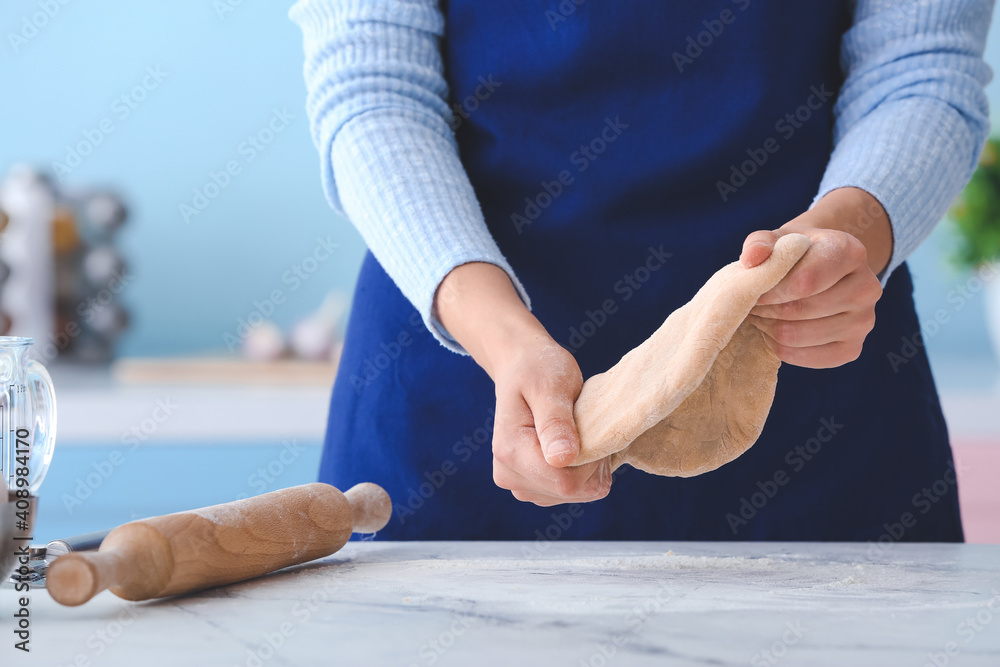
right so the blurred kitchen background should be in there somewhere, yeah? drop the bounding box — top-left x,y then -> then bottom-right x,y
1,1 -> 998,543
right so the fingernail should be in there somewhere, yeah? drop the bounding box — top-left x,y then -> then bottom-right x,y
545,439 -> 573,459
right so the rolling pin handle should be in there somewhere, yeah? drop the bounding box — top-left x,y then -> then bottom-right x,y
46,552 -> 114,607
343,483 -> 392,534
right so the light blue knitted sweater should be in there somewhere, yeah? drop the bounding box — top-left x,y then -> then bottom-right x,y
290,0 -> 993,354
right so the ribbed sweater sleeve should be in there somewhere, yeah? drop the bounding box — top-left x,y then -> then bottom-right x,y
289,0 -> 530,354
814,0 -> 993,281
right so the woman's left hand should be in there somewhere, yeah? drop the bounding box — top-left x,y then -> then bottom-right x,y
741,187 -> 891,369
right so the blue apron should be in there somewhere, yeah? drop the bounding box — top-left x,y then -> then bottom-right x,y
320,0 -> 964,542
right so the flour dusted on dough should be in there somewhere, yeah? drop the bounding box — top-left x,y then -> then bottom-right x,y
572,233 -> 811,476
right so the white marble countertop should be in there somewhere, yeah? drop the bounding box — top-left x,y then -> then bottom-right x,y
2,541 -> 999,666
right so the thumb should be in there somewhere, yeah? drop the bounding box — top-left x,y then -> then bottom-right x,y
529,393 -> 582,468
741,230 -> 780,268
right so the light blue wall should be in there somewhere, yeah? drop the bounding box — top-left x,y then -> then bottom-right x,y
1,0 -> 998,365
0,0 -> 367,356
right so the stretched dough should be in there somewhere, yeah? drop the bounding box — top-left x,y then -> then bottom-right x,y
572,233 -> 811,477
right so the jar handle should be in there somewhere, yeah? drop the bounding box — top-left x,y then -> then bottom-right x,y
26,359 -> 57,495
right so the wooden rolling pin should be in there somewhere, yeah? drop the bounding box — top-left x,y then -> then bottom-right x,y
47,482 -> 391,607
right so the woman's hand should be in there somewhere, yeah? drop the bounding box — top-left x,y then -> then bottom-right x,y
741,187 -> 890,369
490,334 -> 612,506
436,262 -> 612,506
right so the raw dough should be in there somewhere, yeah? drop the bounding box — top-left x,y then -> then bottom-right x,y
571,233 -> 811,477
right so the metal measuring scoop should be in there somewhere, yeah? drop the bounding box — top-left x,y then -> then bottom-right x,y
7,528 -> 110,588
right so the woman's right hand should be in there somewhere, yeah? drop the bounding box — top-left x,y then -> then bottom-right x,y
490,332 -> 612,506
435,262 -> 612,506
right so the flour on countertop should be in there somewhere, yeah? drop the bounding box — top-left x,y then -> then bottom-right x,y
392,553 -> 780,571
332,550 -> 991,615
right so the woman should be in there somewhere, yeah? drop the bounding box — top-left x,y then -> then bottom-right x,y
290,0 -> 992,541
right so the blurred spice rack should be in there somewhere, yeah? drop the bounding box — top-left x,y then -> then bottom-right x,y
111,358 -> 339,386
